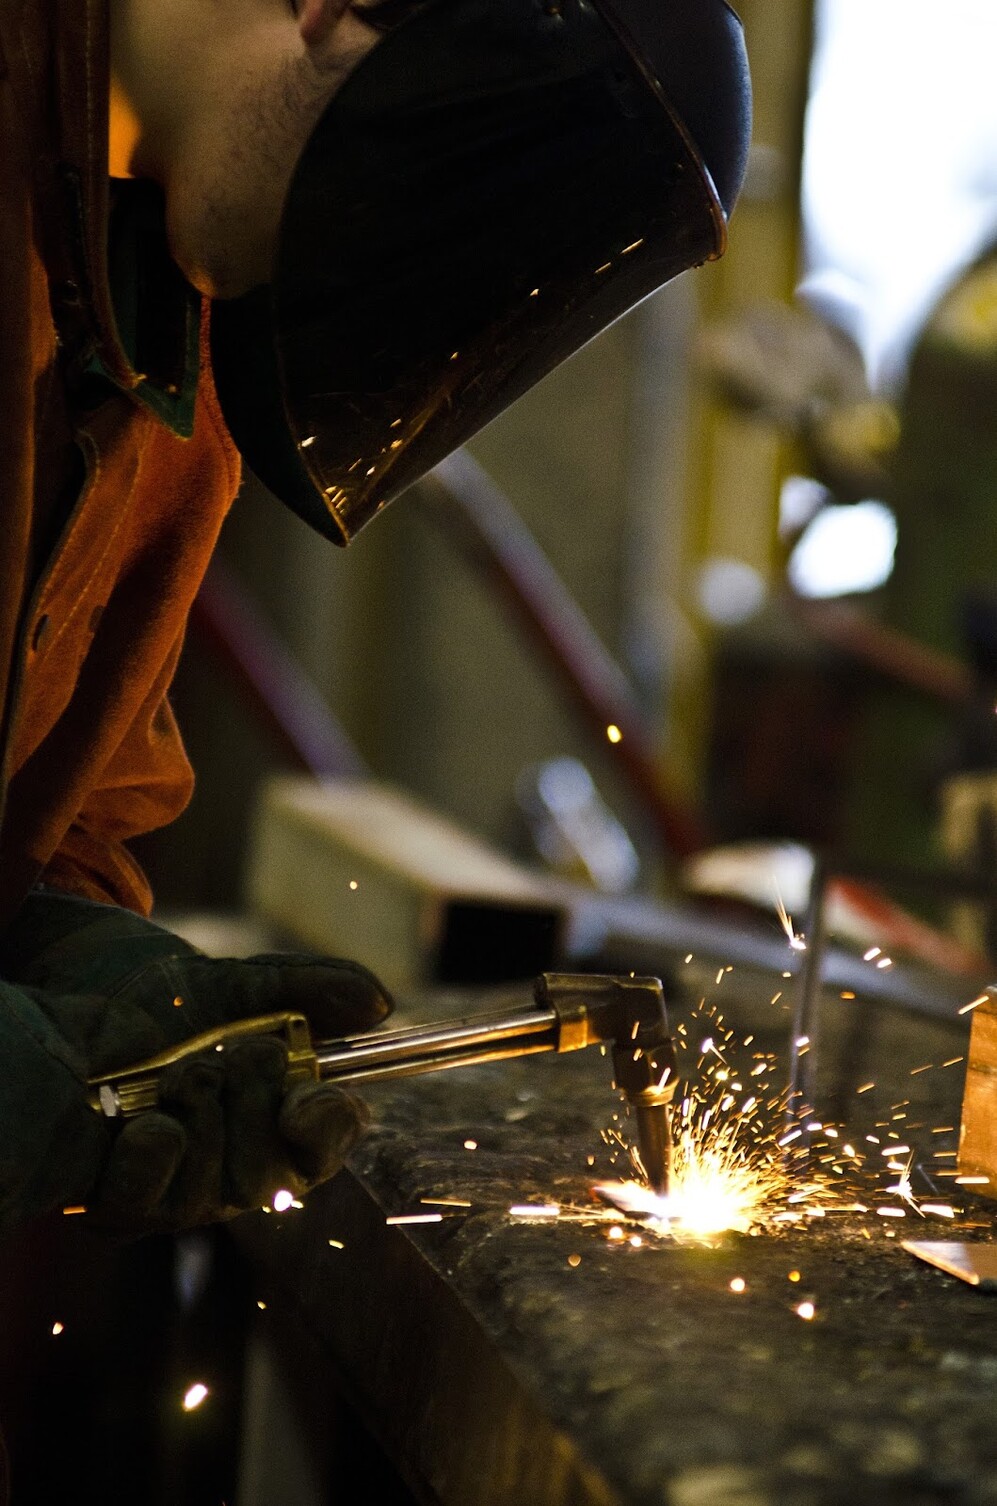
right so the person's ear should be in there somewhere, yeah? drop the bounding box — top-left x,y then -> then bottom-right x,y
297,0 -> 353,47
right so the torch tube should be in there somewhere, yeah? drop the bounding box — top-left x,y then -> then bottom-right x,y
314,1006 -> 560,1083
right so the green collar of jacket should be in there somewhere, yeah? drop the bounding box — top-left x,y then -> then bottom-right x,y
32,0 -> 203,440
83,180 -> 201,439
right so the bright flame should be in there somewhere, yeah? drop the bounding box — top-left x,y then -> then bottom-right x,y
595,1125 -> 794,1238
596,1069 -> 795,1235
665,1142 -> 786,1236
182,1383 -> 209,1412
657,1063 -> 800,1234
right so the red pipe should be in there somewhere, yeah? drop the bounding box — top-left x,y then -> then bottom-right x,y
788,595 -> 972,706
420,451 -> 707,860
190,560 -> 366,778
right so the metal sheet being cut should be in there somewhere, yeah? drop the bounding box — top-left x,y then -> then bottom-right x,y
903,1241 -> 997,1289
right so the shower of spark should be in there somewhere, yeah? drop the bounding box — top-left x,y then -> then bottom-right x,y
593,997 -> 814,1236
369,979 -> 982,1251
594,995 -> 974,1242
668,1126 -> 790,1235
598,1127 -> 805,1237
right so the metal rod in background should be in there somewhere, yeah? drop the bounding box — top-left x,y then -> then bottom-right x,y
786,854 -> 830,1140
418,450 -> 708,862
588,884 -> 987,1023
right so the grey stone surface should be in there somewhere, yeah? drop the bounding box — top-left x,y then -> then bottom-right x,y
237,980 -> 997,1505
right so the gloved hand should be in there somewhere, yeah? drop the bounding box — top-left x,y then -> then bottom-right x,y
0,889 -> 392,1234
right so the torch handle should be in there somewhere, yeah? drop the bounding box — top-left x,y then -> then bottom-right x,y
87,1011 -> 321,1119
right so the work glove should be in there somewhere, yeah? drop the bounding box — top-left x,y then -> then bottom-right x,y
0,889 -> 392,1235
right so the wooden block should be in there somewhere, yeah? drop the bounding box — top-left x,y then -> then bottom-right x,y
958,988 -> 997,1197
247,776 -> 569,992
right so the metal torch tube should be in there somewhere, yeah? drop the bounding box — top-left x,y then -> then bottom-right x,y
314,1006 -> 559,1081
633,1101 -> 673,1196
89,1006 -> 563,1120
89,974 -> 675,1190
314,1036 -> 560,1087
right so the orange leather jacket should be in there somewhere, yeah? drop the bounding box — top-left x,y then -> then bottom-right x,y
0,0 -> 241,922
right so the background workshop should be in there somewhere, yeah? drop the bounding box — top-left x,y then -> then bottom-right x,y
5,2 -> 997,1503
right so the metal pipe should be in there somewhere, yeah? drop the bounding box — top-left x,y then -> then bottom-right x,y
583,888 -> 985,1022
190,560 -> 366,778
786,853 -> 829,1139
788,594 -> 972,708
315,1007 -> 559,1079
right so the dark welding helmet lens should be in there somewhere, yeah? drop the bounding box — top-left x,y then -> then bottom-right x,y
211,0 -> 750,543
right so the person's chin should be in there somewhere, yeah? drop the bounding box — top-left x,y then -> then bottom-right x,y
166,250 -> 254,301
166,205 -> 270,299
196,265 -> 262,300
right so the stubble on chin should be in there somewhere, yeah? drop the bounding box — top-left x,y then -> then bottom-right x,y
166,34 -> 374,299
164,62 -> 298,297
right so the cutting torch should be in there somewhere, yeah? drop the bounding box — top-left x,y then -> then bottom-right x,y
88,972 -> 677,1194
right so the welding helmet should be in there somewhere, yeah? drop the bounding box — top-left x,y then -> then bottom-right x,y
210,0 -> 751,544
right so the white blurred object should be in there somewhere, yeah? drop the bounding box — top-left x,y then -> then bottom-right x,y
803,0 -> 997,388
787,500 -> 897,598
685,842 -> 816,917
696,556 -> 767,626
779,475 -> 831,538
516,756 -> 639,895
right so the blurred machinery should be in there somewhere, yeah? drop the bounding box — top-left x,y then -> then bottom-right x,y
515,756 -> 640,897
698,246 -> 997,904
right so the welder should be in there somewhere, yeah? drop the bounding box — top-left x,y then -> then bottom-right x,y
0,0 -> 750,1238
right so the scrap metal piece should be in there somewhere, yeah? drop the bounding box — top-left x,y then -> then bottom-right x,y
902,1241 -> 997,1289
